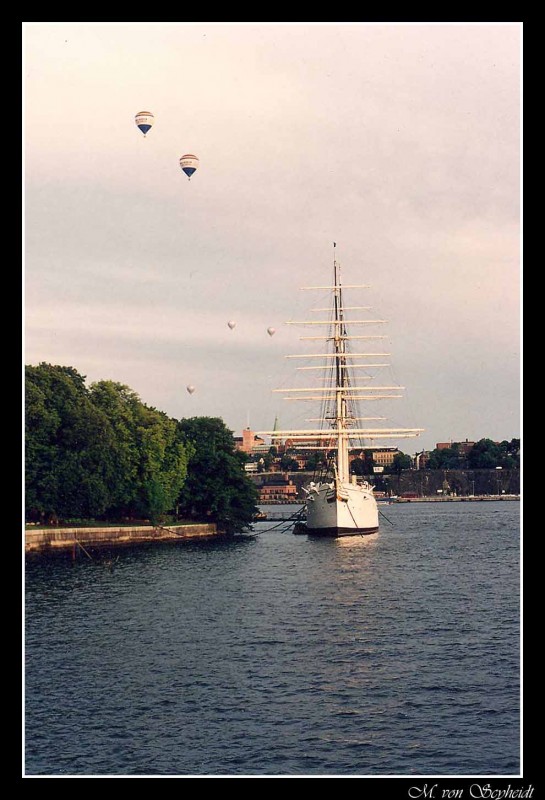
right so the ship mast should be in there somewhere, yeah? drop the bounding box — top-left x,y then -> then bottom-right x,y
333,245 -> 350,483
256,244 -> 424,460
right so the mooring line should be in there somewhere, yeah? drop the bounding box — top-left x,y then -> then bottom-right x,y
378,508 -> 395,526
73,534 -> 94,560
253,506 -> 307,535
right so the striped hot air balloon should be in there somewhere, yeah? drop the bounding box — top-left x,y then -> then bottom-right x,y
179,154 -> 199,180
135,111 -> 154,137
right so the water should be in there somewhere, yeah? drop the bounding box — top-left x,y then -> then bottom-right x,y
25,502 -> 520,776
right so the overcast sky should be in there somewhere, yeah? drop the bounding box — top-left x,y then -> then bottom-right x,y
24,22 -> 521,453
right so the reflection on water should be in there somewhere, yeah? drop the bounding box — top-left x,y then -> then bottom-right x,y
334,532 -> 379,549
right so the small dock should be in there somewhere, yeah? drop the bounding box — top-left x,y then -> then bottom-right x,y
25,522 -> 219,554
391,494 -> 520,503
254,511 -> 304,521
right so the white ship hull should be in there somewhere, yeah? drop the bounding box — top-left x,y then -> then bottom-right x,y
305,481 -> 379,537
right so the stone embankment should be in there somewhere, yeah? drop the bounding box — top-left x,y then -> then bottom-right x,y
25,523 -> 219,553
391,494 -> 519,503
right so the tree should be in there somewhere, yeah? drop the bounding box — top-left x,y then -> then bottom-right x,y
259,452 -> 275,472
25,372 -> 62,520
88,381 -> 141,516
467,439 -> 502,469
90,381 -> 192,521
132,404 -> 192,521
176,417 -> 259,534
390,453 -> 413,474
427,446 -> 463,470
350,457 -> 366,476
508,438 -> 520,459
306,452 -> 326,472
280,453 -> 299,471
498,439 -> 520,469
25,365 -> 193,523
350,450 -> 374,476
25,364 -> 117,521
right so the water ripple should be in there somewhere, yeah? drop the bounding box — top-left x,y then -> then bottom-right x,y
25,502 -> 520,776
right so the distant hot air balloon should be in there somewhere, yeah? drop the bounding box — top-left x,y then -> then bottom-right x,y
227,320 -> 236,330
186,385 -> 196,395
179,154 -> 199,180
135,111 -> 154,137
267,327 -> 276,337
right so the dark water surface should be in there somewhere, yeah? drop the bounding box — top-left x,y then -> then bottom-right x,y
25,502 -> 520,776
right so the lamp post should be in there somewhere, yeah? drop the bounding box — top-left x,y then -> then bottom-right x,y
495,466 -> 503,497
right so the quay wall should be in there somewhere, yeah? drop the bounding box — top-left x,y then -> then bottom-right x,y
25,523 -> 219,553
391,494 -> 519,503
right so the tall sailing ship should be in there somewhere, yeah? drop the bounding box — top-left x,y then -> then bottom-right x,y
259,245 -> 423,537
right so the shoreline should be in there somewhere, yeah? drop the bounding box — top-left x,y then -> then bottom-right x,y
258,494 -> 520,506
389,494 -> 520,503
25,522 -> 220,554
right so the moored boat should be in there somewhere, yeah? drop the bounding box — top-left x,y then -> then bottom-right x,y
258,244 -> 423,537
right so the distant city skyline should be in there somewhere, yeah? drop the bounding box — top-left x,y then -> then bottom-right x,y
24,22 -> 520,453
234,427 -> 519,454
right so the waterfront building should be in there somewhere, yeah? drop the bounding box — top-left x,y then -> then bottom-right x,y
258,474 -> 299,503
436,439 -> 476,455
371,448 -> 400,467
234,428 -> 267,454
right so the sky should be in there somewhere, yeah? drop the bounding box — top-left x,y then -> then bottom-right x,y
24,22 -> 521,453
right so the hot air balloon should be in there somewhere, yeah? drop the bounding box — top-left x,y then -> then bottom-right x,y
186,385 -> 195,395
227,320 -> 236,330
179,154 -> 199,180
267,327 -> 276,337
135,111 -> 154,137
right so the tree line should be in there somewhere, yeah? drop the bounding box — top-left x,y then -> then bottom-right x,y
25,363 -> 258,533
253,438 -> 520,477
425,439 -> 520,470
349,440 -> 519,475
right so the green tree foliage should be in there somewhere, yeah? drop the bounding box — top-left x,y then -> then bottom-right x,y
467,438 -> 503,469
176,417 -> 259,534
498,439 -> 520,469
258,451 -> 275,472
350,450 -> 374,476
426,438 -> 520,470
90,380 -> 192,521
428,446 -> 463,470
280,453 -> 299,471
25,364 -> 116,521
87,381 -> 141,515
25,365 -> 192,522
389,453 -> 413,474
349,457 -> 366,476
306,451 -> 327,472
